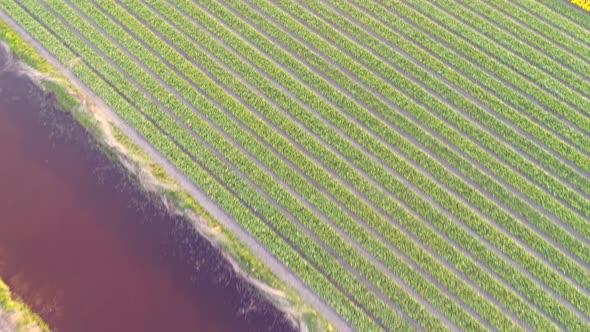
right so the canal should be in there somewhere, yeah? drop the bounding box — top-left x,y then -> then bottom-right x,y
0,51 -> 294,332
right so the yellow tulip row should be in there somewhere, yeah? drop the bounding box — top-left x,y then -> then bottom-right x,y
572,0 -> 590,11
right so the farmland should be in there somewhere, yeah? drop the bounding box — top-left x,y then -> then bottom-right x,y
0,0 -> 588,331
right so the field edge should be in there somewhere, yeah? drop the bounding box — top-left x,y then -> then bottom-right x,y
0,13 -> 336,332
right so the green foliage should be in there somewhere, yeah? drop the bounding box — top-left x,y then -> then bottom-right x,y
0,17 -> 52,72
3,0 -> 590,331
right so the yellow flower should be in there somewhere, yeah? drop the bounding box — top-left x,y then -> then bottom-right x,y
572,0 -> 590,11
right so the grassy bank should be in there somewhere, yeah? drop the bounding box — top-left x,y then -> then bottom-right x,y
572,0 -> 590,11
0,279 -> 50,332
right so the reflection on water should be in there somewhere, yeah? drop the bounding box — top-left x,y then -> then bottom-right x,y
0,54 -> 294,332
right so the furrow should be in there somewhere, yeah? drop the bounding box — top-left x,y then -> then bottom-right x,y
30,0 -> 410,329
153,1 -> 524,320
388,0 -> 590,145
5,0 -> 589,330
380,0 -> 587,231
208,0 -> 590,326
242,0 -> 590,223
454,0 -> 588,92
251,0 -> 590,298
340,0 -> 590,239
35,3 -> 345,318
399,0 -> 590,170
260,0 -> 590,294
390,0 -> 590,131
200,1 -> 590,304
536,0 -> 590,29
256,0 -> 590,324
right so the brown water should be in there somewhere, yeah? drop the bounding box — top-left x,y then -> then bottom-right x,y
0,54 -> 294,332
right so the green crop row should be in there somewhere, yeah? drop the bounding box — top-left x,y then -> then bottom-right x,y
322,0 -> 590,271
97,0 -> 583,329
0,2 -> 380,330
242,0 -> 590,256
290,0 -> 588,182
514,0 -> 590,47
184,0 -> 585,322
454,0 -> 590,126
82,0 -> 514,329
308,0 -> 590,222
459,0 -> 590,88
412,1 -> 590,122
168,0 -> 589,328
101,0 -> 529,329
0,1 -> 385,331
43,0 -> 436,330
338,0 -> 590,243
121,0 -> 590,326
372,0 -> 590,219
415,0 -> 590,119
202,0 -> 590,296
392,0 -> 590,170
227,0 -> 590,318
352,0 -> 590,199
153,0 -> 567,329
56,0 -> 562,330
372,0 -> 590,147
298,0 -> 590,273
519,0 -> 590,42
6,0 -> 590,329
149,0 -> 506,323
67,0 -> 454,329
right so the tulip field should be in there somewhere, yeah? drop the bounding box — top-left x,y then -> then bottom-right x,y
1,0 -> 588,330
